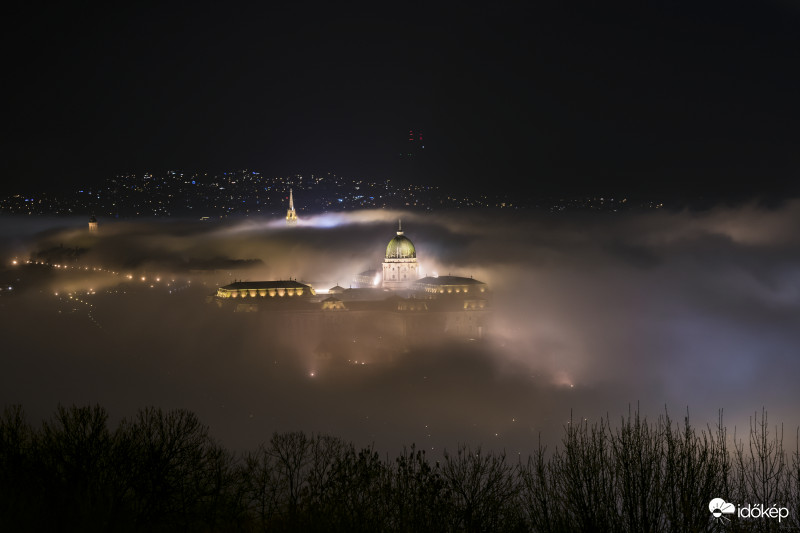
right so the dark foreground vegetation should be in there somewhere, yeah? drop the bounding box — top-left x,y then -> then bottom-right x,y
1,405 -> 798,532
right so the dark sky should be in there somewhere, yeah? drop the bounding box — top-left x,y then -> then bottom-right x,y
4,2 -> 800,200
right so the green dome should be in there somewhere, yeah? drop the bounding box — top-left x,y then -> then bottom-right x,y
386,233 -> 416,259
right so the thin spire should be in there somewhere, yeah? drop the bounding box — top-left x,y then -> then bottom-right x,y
286,188 -> 298,224
397,219 -> 403,235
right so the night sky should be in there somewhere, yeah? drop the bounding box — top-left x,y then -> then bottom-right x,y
4,2 -> 800,200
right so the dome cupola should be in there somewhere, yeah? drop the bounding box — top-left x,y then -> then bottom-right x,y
385,220 -> 416,259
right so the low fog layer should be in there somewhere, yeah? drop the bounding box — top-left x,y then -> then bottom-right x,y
1,204 -> 799,455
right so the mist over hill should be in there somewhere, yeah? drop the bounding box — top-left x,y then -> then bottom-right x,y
1,204 -> 800,455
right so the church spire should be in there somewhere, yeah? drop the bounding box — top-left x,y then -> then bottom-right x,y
397,219 -> 403,235
286,188 -> 298,225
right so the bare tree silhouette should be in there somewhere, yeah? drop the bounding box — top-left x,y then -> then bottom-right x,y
1,404 -> 798,532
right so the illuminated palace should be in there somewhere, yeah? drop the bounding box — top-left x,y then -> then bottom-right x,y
382,221 -> 418,289
216,280 -> 314,299
213,223 -> 490,359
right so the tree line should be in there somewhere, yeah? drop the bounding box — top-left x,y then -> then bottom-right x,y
1,404 -> 798,532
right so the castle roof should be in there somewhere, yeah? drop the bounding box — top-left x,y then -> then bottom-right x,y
220,280 -> 311,291
414,276 -> 485,286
